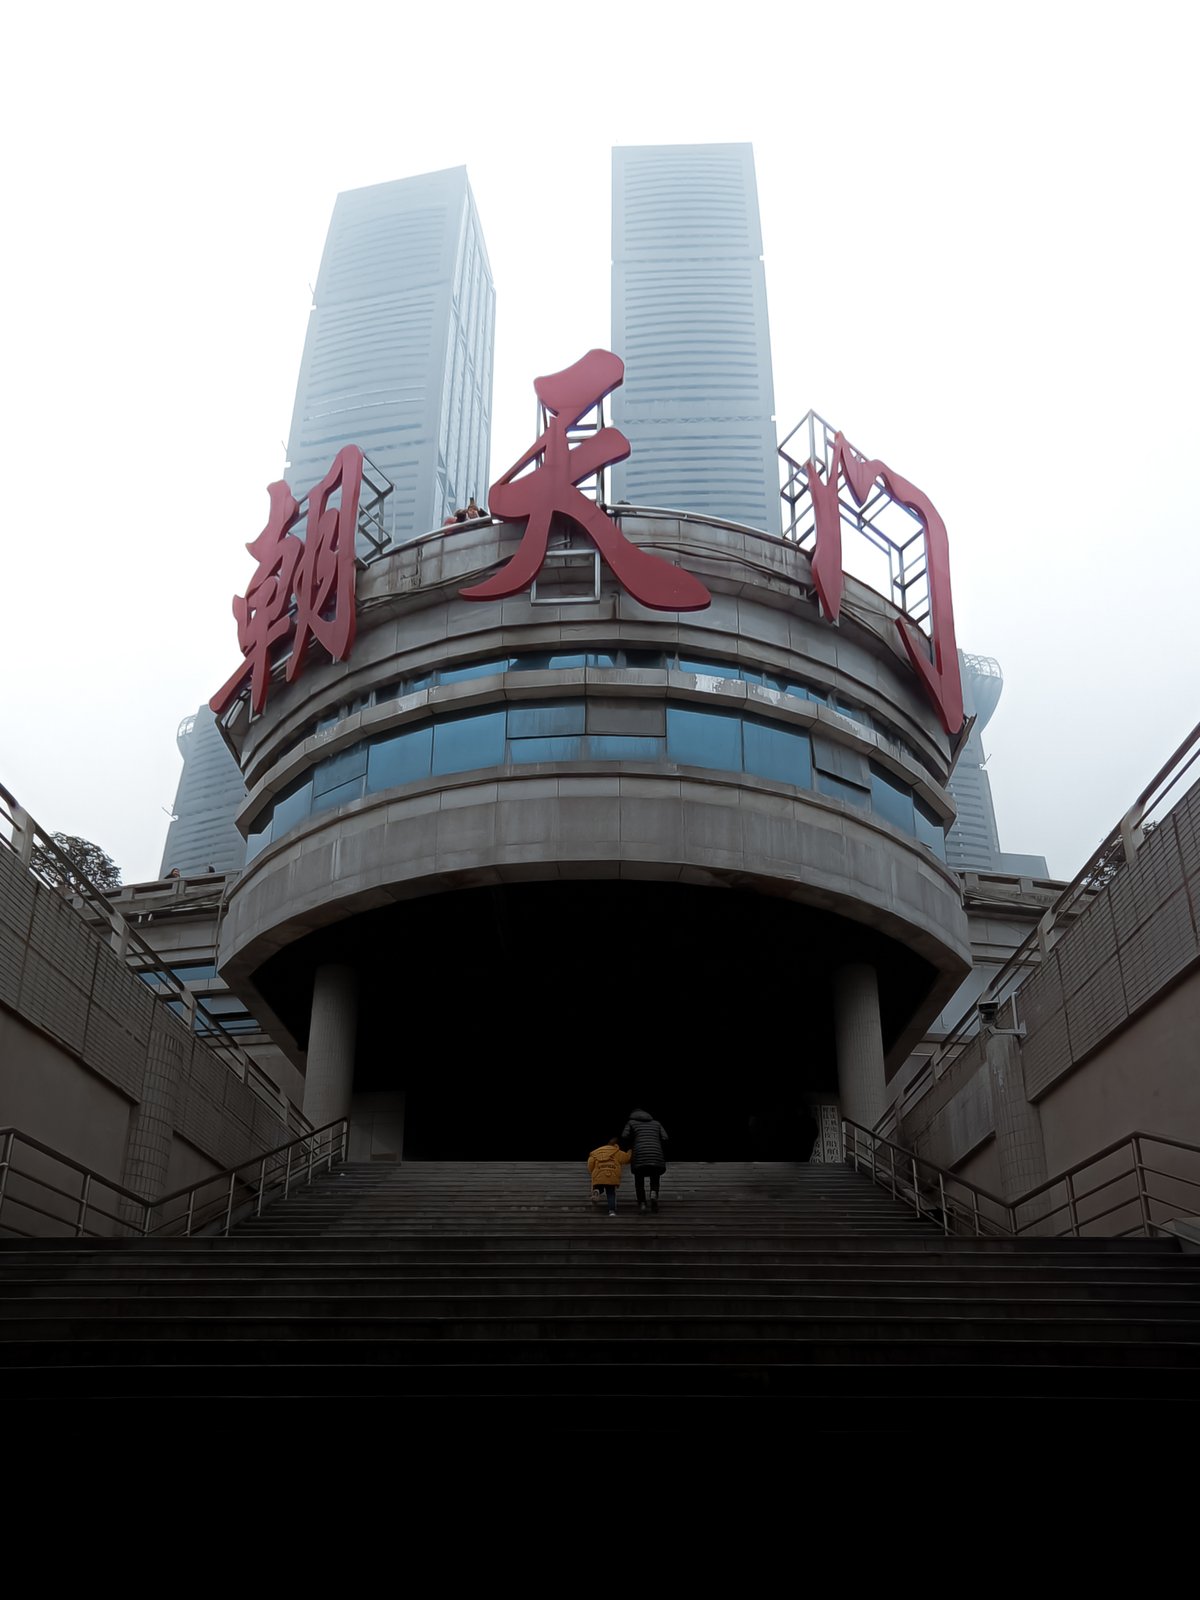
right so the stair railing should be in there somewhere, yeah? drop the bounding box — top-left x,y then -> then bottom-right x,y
0,1120 -> 349,1242
1006,1131 -> 1200,1240
842,1120 -> 1200,1240
841,1119 -> 1013,1235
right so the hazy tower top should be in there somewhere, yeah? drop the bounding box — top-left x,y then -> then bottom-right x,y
610,143 -> 779,533
286,168 -> 495,543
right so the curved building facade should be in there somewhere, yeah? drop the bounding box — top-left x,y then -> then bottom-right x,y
216,510 -> 971,1159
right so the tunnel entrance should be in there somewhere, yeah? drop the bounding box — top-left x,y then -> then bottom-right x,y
400,1073 -> 821,1162
252,878 -> 937,1159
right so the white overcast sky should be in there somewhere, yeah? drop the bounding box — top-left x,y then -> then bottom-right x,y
1,0 -> 1196,883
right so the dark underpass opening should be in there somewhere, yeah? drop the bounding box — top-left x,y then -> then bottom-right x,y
253,878 -> 937,1161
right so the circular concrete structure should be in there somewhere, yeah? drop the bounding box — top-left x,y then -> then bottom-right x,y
217,510 -> 970,1157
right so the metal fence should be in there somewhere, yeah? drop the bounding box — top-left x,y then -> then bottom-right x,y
0,1122 -> 348,1241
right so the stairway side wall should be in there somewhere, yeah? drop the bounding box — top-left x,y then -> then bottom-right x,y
0,847 -> 301,1231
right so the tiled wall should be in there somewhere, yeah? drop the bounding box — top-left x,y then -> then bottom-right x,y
0,846 -> 294,1193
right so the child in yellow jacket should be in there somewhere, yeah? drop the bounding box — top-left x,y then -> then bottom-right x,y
588,1137 -> 632,1217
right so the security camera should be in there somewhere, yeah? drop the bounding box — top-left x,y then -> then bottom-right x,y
978,1000 -> 1000,1025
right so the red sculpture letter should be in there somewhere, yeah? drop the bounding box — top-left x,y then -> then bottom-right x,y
806,435 -> 963,736
461,349 -> 711,612
210,480 -> 304,717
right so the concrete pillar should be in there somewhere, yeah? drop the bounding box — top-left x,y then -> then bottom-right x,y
834,963 -> 886,1131
304,964 -> 358,1128
985,1028 -> 1049,1220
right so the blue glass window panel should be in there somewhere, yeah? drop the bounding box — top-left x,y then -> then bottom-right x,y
169,962 -> 218,983
273,779 -> 314,838
439,658 -> 511,684
666,708 -> 743,772
513,651 -> 553,671
740,669 -> 764,686
510,735 -> 583,763
367,726 -> 433,791
759,673 -> 790,693
915,796 -> 947,859
587,735 -> 662,760
587,651 -> 617,669
213,1016 -> 259,1035
433,711 -> 506,775
245,811 -> 273,862
315,712 -> 339,734
871,763 -> 916,834
546,653 -> 586,669
743,719 -> 812,788
405,673 -> 435,693
311,775 -> 366,815
312,743 -> 368,797
817,772 -> 869,808
622,649 -> 665,670
678,657 -> 737,679
508,703 -> 586,739
784,682 -> 812,702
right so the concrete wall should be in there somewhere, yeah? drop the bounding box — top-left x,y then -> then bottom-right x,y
897,775 -> 1200,1219
0,843 -> 303,1229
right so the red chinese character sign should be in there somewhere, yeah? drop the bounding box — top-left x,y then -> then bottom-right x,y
460,349 -> 712,612
211,446 -> 364,717
800,430 -> 963,737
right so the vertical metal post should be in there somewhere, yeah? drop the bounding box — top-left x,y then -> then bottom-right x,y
341,1119 -> 349,1164
185,1187 -> 195,1238
142,1201 -> 152,1238
0,1129 -> 14,1231
76,1173 -> 92,1237
256,1158 -> 267,1217
911,1157 -> 919,1220
284,1144 -> 293,1200
938,1173 -> 948,1235
1066,1172 -> 1080,1237
224,1169 -> 236,1236
1133,1137 -> 1152,1236
972,1189 -> 980,1237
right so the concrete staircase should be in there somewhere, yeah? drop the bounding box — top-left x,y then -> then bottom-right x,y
3,1160 -> 1199,1424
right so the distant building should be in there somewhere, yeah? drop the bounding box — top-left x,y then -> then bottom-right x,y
286,167 -> 495,542
610,143 -> 780,533
946,652 -> 1048,876
159,707 -> 246,877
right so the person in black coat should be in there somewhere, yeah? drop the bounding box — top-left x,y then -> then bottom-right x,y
622,1108 -> 669,1213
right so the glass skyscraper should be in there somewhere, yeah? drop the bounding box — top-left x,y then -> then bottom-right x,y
159,707 -> 247,877
610,143 -> 780,534
946,653 -> 1049,877
286,167 -> 495,541
160,169 -> 495,882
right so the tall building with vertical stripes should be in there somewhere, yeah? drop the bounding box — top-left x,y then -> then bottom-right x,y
610,144 -> 780,533
159,706 -> 247,877
286,168 -> 495,542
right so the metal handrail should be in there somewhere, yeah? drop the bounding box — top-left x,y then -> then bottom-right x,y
841,1118 -> 1013,1236
0,778 -> 306,1135
843,1118 -> 1200,1240
0,1120 -> 349,1241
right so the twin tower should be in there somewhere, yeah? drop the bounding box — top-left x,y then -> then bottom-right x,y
288,144 -> 780,544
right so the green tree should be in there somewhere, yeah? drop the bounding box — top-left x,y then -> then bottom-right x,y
34,832 -> 123,895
